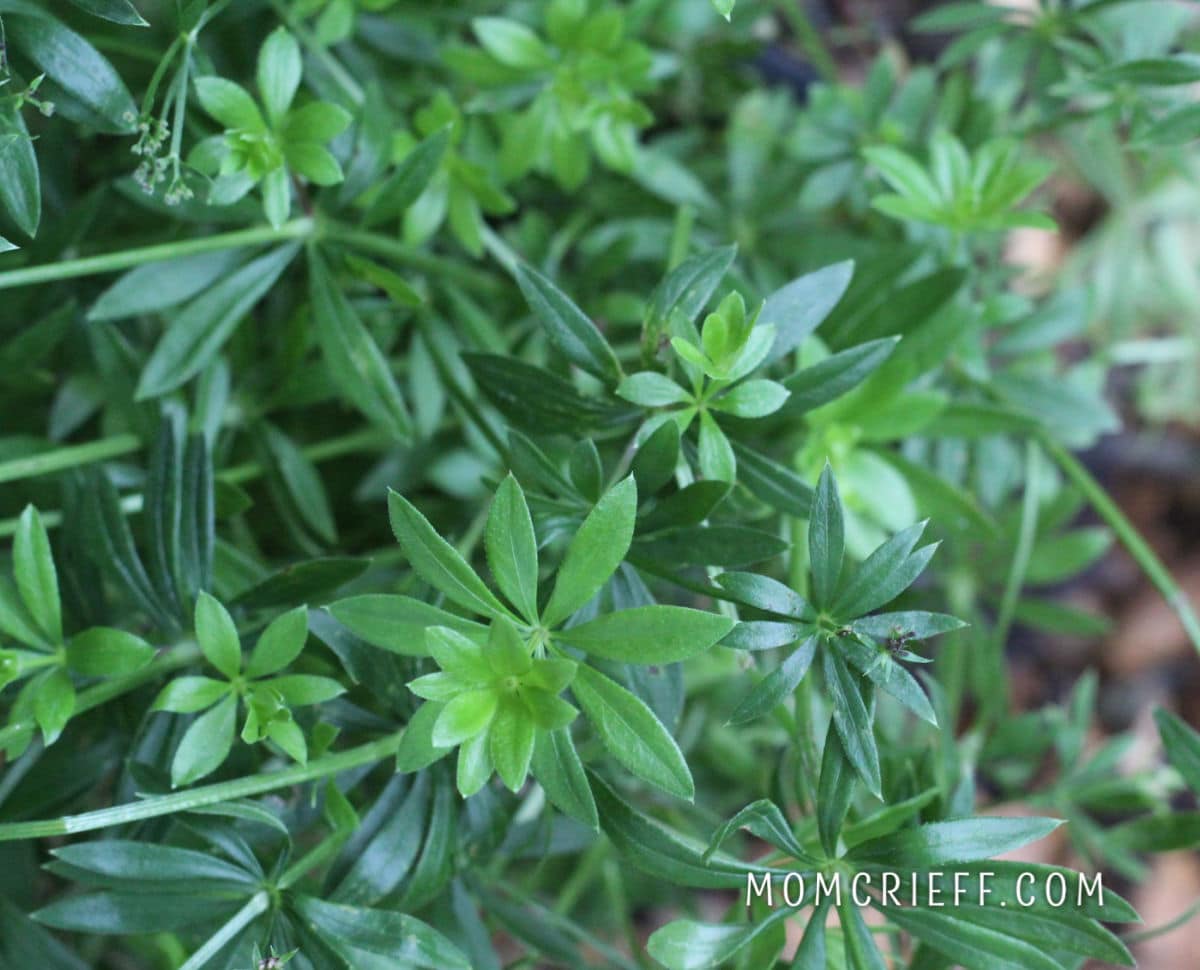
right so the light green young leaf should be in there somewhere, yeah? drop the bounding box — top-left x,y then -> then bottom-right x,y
34,667 -> 75,745
195,591 -> 242,680
246,606 -> 309,679
257,28 -> 302,124
171,692 -> 237,787
65,628 -> 155,677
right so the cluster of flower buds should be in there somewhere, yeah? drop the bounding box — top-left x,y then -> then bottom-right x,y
127,112 -> 194,205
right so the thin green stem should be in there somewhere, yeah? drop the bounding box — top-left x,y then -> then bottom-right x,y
278,830 -> 350,890
0,642 -> 201,750
178,891 -> 270,970
986,440 -> 1041,723
1124,895 -> 1200,944
0,434 -> 141,485
0,730 -> 404,842
0,428 -> 389,537
1040,434 -> 1200,656
0,219 -> 315,291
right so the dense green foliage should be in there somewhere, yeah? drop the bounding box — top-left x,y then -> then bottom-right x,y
1,1 -> 1199,968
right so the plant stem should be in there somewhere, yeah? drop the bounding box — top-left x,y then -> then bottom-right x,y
0,434 -> 142,485
986,440 -> 1041,723
0,730 -> 404,842
0,641 -> 201,750
0,219 -> 315,291
178,892 -> 270,970
0,428 -> 389,537
1040,434 -> 1200,656
278,830 -> 350,890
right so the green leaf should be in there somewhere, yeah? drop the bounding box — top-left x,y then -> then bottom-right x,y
542,476 -> 637,627
531,727 -> 598,829
697,411 -> 736,482
245,607 -> 309,679
259,423 -> 337,545
0,111 -> 40,237
285,142 -> 344,185
631,419 -> 681,496
808,464 -> 844,608
833,521 -> 928,618
728,635 -> 817,724
283,101 -> 353,144
822,646 -> 881,797
617,372 -> 691,407
3,9 -> 137,133
65,628 -> 154,677
65,0 -> 146,23
489,698 -> 535,791
849,816 -> 1063,867
137,245 -> 297,398
779,338 -> 898,415
395,702 -> 452,773
515,263 -> 622,386
257,27 -> 302,124
327,594 -> 484,655
433,689 -> 498,747
485,475 -> 539,623
716,571 -> 808,618
51,841 -> 255,886
817,722 -> 855,856
292,894 -> 471,969
194,77 -> 265,132
572,664 -> 693,800
591,774 -> 768,889
558,606 -> 732,664
839,896 -> 888,970
1100,56 -> 1200,87
263,673 -> 345,706
388,491 -> 509,619
370,128 -> 450,221
171,692 -> 237,787
1156,707 -> 1200,796
33,667 -> 75,745
308,248 -> 412,438
648,910 -> 792,970
703,799 -> 813,864
88,249 -> 244,322
882,905 -> 1064,970
762,261 -> 855,363
473,17 -> 552,69
712,0 -> 735,18
14,505 -> 61,643
730,442 -> 814,518
152,676 -> 230,713
711,380 -> 789,418
194,592 -> 241,680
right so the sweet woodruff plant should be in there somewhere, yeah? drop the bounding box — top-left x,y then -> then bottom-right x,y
1,1 -> 1199,969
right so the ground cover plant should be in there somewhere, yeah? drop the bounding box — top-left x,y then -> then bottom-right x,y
1,0 -> 1199,967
